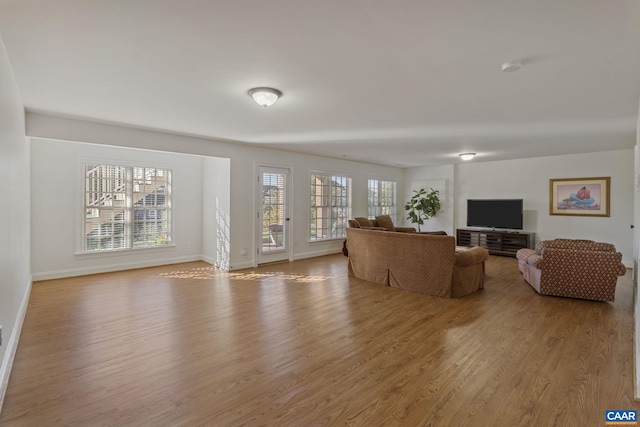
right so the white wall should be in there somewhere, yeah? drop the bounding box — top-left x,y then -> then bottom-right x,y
0,36 -> 30,412
453,149 -> 634,265
30,139 -> 207,280
26,113 -> 405,270
202,156 -> 231,269
26,114 -> 636,270
634,106 -> 640,399
403,165 -> 455,234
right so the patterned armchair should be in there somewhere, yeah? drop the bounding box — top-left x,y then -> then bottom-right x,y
516,239 -> 626,302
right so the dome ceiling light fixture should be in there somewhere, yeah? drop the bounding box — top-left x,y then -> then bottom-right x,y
501,61 -> 522,72
248,87 -> 282,107
459,153 -> 476,161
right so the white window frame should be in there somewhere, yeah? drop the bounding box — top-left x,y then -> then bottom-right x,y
367,178 -> 397,222
309,171 -> 352,242
80,161 -> 173,254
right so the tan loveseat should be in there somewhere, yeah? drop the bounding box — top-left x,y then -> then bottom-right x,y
346,227 -> 489,298
516,239 -> 626,302
349,215 -> 418,232
348,215 -> 447,235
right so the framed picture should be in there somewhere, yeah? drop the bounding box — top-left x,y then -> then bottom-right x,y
549,177 -> 610,217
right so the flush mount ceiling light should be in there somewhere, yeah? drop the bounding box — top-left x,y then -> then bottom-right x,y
501,61 -> 522,72
459,153 -> 476,161
248,87 -> 282,107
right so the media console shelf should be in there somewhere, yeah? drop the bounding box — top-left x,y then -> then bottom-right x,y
456,229 -> 535,257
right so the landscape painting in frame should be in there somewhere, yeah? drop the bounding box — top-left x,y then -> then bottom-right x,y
549,177 -> 610,217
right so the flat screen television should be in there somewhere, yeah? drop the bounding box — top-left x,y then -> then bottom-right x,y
466,199 -> 523,230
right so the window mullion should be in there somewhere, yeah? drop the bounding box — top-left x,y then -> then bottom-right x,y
309,172 -> 350,241
126,166 -> 133,249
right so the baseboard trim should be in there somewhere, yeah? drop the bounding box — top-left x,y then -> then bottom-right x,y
229,260 -> 255,270
32,256 -> 203,281
229,249 -> 343,270
293,249 -> 342,261
201,255 -> 216,266
0,276 -> 32,414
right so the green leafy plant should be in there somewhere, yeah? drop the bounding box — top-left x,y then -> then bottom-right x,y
404,188 -> 441,231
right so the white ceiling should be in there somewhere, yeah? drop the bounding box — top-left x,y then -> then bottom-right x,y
0,0 -> 639,167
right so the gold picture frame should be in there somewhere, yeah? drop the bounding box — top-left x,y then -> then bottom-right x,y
549,177 -> 610,217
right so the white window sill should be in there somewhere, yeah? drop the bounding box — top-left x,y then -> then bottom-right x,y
308,237 -> 346,244
75,244 -> 177,259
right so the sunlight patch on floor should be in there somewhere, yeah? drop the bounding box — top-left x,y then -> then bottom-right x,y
156,265 -> 333,283
157,266 -> 217,280
227,271 -> 333,283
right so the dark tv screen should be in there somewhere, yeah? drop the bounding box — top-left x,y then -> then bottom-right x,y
466,199 -> 523,230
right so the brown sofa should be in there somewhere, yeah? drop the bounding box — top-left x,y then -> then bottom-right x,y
349,215 -> 447,235
346,227 -> 489,298
516,239 -> 626,302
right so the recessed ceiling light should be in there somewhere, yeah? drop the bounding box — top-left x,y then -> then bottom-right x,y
459,153 -> 476,161
501,61 -> 522,72
248,87 -> 282,107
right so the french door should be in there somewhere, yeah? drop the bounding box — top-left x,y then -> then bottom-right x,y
257,166 -> 291,264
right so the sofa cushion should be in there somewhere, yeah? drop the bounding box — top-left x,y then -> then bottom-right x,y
590,242 -> 617,252
538,239 -> 615,255
355,217 -> 374,228
537,239 -> 591,253
348,219 -> 360,228
395,226 -> 417,233
375,215 -> 396,232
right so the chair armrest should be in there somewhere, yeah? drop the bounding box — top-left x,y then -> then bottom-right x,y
516,248 -> 535,259
526,254 -> 543,268
615,253 -> 627,276
454,246 -> 489,267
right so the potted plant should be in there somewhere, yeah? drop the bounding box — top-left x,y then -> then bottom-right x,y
404,188 -> 441,231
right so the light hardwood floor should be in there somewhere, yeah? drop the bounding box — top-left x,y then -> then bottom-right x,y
1,255 -> 638,426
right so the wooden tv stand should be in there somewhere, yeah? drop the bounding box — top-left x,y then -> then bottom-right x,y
456,229 -> 534,257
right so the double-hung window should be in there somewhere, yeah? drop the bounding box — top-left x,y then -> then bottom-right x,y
368,179 -> 396,221
309,172 -> 351,241
83,163 -> 172,252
